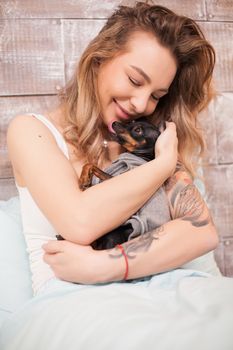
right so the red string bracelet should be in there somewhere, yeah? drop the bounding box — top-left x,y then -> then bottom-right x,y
117,244 -> 129,280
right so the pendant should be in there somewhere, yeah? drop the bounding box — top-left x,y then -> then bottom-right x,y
102,140 -> 108,148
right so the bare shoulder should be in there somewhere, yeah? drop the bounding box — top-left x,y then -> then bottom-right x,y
8,114 -> 40,131
7,115 -> 71,182
7,114 -> 56,145
7,114 -> 61,165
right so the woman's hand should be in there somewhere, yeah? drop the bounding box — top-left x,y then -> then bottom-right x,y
42,240 -> 107,284
155,121 -> 178,173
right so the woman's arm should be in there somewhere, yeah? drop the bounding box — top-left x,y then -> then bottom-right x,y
107,169 -> 219,281
43,169 -> 219,283
7,115 -> 177,245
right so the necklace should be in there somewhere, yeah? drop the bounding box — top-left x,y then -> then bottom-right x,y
102,139 -> 108,148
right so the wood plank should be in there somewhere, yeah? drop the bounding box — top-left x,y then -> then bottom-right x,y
223,237 -> 233,277
150,0 -> 206,20
206,0 -> 233,22
203,164 -> 233,238
214,237 -> 233,277
0,0 -> 206,20
0,178 -> 17,200
198,97 -> 218,165
199,93 -> 233,165
214,93 -> 233,164
200,22 -> 233,92
0,95 -> 59,178
63,20 -> 106,80
0,151 -> 13,178
0,19 -> 64,95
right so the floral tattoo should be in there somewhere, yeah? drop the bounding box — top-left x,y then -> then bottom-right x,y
167,172 -> 211,227
109,225 -> 165,259
109,170 -> 213,260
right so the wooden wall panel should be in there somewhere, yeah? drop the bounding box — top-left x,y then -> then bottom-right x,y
215,93 -> 233,164
0,178 -> 17,200
214,237 -> 233,277
0,0 -> 206,20
198,98 -> 218,165
201,22 -> 233,92
199,93 -> 233,165
63,20 -> 105,81
150,0 -> 206,20
0,19 -> 64,95
203,164 -> 233,238
206,0 -> 233,22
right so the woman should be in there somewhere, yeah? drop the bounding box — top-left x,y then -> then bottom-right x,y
7,2 -> 218,294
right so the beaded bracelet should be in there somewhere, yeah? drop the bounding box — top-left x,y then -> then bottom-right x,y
117,244 -> 129,280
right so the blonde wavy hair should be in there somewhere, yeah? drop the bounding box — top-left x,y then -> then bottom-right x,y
58,1 -> 215,177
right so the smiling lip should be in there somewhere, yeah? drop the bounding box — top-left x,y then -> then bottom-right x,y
113,99 -> 134,120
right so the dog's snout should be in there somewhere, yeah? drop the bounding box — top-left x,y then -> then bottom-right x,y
112,121 -> 126,133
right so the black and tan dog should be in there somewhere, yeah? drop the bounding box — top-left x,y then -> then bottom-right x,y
57,118 -> 161,250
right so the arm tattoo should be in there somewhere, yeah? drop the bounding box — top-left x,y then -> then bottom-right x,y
108,170 -> 212,261
170,181 -> 210,227
109,226 -> 165,260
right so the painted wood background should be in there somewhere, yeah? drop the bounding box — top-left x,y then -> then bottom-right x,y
0,0 -> 233,276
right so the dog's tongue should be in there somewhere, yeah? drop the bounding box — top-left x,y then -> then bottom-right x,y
108,120 -> 116,133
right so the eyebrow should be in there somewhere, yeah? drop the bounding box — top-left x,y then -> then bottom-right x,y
130,65 -> 168,93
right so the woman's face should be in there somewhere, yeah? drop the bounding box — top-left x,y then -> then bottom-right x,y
97,31 -> 177,132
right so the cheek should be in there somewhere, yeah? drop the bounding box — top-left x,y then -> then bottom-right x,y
145,100 -> 158,116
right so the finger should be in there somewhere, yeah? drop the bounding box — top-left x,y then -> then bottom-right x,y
42,240 -> 64,254
43,252 -> 55,265
165,121 -> 176,129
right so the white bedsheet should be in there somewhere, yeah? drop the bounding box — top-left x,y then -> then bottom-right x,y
0,270 -> 233,350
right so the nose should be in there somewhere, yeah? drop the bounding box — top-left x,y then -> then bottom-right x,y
130,92 -> 151,115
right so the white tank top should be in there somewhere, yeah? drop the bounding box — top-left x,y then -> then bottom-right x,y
16,113 -> 70,295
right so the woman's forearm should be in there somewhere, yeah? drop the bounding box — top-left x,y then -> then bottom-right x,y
98,169 -> 219,282
75,154 -> 173,244
56,122 -> 178,243
99,219 -> 219,282
8,116 -> 177,245
43,167 -> 219,284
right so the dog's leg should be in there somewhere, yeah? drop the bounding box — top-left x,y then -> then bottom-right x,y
78,163 -> 112,191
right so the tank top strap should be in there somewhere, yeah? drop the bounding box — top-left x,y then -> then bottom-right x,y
27,113 -> 69,159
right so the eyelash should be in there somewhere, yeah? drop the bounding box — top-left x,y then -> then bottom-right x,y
128,77 -> 160,101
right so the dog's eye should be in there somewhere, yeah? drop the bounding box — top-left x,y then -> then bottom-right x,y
133,126 -> 143,134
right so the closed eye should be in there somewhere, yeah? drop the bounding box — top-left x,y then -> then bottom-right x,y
128,76 -> 160,102
151,94 -> 160,101
128,76 -> 141,86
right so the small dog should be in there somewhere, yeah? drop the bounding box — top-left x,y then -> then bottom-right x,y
57,118 -> 161,250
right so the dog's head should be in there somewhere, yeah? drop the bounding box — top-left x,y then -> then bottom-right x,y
111,118 -> 160,161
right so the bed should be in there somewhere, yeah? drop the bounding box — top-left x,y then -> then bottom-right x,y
1,1 -> 233,348
0,194 -> 233,350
